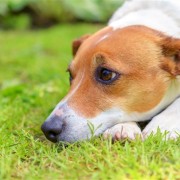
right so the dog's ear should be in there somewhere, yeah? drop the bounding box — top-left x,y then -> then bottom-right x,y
161,37 -> 180,76
72,34 -> 91,56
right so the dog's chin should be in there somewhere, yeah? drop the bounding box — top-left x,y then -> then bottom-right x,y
54,108 -> 124,143
55,117 -> 92,143
43,102 -> 172,143
56,122 -> 116,143
54,106 -> 168,143
43,105 -> 159,143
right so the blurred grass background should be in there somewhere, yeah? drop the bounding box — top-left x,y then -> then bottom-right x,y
0,0 -> 124,30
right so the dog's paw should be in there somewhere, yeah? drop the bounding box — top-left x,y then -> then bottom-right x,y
103,122 -> 142,141
143,128 -> 180,140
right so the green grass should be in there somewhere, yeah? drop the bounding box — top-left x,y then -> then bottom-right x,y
0,23 -> 180,180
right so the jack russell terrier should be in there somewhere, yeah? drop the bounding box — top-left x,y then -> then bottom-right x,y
41,0 -> 180,143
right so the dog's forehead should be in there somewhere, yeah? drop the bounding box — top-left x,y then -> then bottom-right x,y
82,26 -> 158,53
72,26 -> 161,72
73,26 -> 113,62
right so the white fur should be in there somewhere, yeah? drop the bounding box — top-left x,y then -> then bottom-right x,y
95,34 -> 110,44
143,97 -> 180,139
109,0 -> 180,38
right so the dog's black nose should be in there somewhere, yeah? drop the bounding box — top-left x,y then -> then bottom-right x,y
41,116 -> 64,143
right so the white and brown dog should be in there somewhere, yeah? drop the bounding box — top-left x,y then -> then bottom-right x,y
41,0 -> 180,143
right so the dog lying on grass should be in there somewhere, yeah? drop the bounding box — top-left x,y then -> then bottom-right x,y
41,0 -> 180,143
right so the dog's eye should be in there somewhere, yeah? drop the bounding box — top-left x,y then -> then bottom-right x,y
69,72 -> 73,84
96,67 -> 119,84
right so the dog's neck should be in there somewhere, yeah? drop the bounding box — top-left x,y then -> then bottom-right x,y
109,0 -> 180,38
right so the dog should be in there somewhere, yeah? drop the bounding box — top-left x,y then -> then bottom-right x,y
41,0 -> 180,143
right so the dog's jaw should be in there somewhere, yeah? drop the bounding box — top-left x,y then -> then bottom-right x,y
44,79 -> 180,143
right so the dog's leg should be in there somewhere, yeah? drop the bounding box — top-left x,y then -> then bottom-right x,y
103,122 -> 142,141
143,97 -> 180,140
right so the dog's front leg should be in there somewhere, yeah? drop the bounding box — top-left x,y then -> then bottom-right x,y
143,97 -> 180,140
103,122 -> 142,141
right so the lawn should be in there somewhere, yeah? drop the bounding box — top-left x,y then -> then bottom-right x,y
0,23 -> 180,179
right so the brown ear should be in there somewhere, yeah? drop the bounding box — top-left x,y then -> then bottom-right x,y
161,37 -> 180,76
72,34 -> 91,56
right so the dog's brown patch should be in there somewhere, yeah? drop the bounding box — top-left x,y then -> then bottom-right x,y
66,26 -> 180,118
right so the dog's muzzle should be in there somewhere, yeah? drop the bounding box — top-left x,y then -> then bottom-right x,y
41,102 -> 124,143
41,103 -> 92,143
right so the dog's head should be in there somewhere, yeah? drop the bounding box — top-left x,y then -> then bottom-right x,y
41,25 -> 180,143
